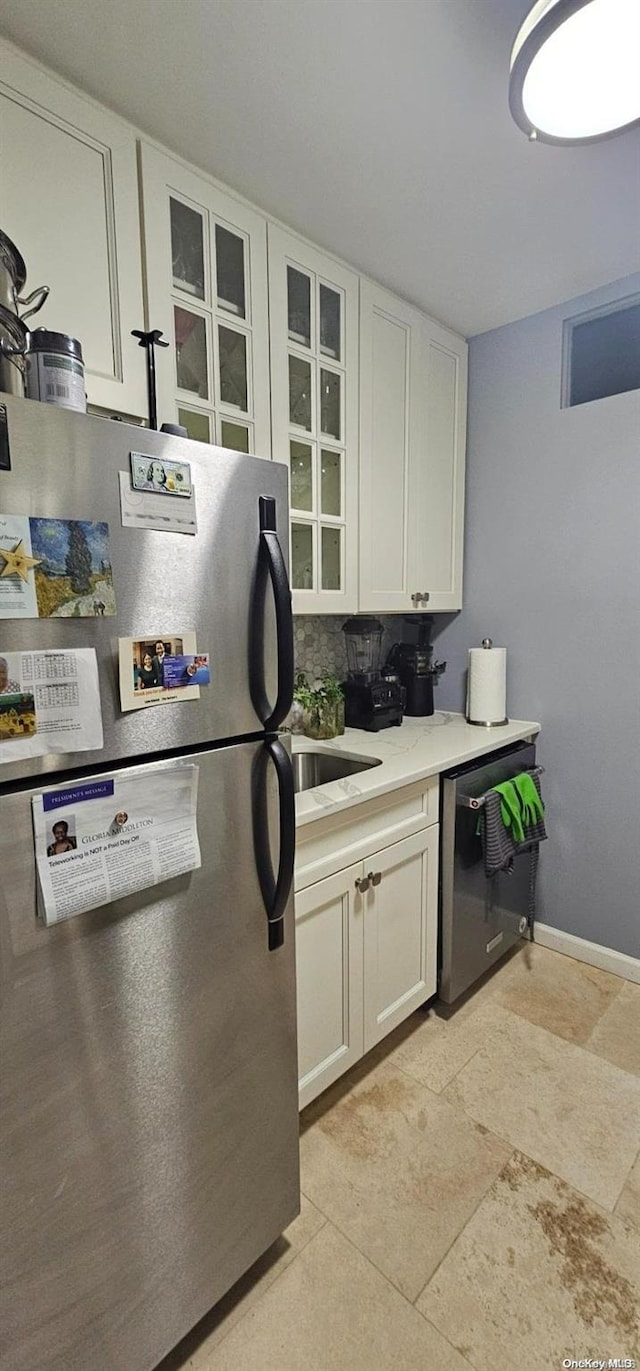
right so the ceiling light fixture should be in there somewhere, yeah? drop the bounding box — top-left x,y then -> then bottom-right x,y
509,0 -> 640,144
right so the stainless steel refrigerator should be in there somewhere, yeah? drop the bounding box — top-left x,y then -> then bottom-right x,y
0,395 -> 299,1371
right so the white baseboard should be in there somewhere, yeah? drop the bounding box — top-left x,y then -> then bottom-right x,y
535,922 -> 640,985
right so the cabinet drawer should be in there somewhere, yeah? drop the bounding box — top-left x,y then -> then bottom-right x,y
295,775 -> 438,892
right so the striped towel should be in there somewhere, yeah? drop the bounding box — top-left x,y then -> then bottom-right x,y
478,773 -> 547,937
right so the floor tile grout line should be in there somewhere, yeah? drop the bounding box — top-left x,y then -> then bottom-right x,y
298,1203 -> 425,1305
413,1133 -> 633,1311
410,1145 -> 517,1306
383,1054 -> 463,1096
439,1090 -> 633,1218
312,1214 -> 485,1351
611,1138 -> 640,1215
409,1139 -> 640,1366
580,1036 -> 640,1082
387,948 -> 633,1097
218,1214 -> 477,1371
194,1213 -> 329,1367
301,1125 -> 513,1311
414,1307 -> 483,1371
388,1014 -> 500,1095
416,1309 -> 480,1371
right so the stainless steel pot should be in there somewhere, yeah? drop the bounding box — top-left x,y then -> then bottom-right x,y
0,304 -> 27,396
0,230 -> 26,309
0,228 -> 49,322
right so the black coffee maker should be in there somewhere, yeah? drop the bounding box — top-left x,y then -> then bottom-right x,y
341,617 -> 403,731
385,617 -> 446,716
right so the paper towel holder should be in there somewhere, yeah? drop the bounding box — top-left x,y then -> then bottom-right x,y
466,638 -> 509,727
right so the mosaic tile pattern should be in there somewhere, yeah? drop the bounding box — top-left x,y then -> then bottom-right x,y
293,615 -> 403,684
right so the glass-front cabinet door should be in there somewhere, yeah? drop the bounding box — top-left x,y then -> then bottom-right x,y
268,225 -> 359,612
140,143 -> 271,457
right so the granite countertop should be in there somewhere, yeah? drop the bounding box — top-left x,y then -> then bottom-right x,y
293,712 -> 540,828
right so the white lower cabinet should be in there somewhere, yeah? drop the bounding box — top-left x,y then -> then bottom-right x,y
296,826 -> 438,1109
296,864 -> 364,1110
362,826 -> 439,1052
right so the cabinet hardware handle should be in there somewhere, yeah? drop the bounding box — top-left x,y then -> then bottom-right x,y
422,591 -> 430,602
411,592 -> 422,605
367,870 -> 382,887
355,876 -> 370,893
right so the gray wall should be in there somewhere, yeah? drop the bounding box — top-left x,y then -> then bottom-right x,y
433,273 -> 640,959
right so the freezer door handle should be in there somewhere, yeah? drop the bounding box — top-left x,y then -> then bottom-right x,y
253,737 -> 295,951
250,495 -> 294,732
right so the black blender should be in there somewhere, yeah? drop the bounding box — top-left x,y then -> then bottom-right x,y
385,617 -> 446,716
341,617 -> 404,731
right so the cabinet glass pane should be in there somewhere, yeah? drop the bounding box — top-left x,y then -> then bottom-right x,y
320,284 -> 341,360
170,197 -> 205,299
289,354 -> 312,430
220,419 -> 250,452
218,326 -> 248,410
320,449 -> 341,516
320,368 -> 340,439
287,266 -> 311,348
178,407 -> 210,443
290,440 -> 313,511
291,523 -> 314,590
321,526 -> 341,591
215,225 -> 246,318
174,306 -> 208,398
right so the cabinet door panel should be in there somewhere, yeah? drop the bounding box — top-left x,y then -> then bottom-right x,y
296,864 -> 363,1109
140,142 -> 271,457
363,827 -> 438,1051
0,43 -> 146,416
269,225 -> 358,613
410,323 -> 467,610
359,280 -> 467,614
359,281 -> 423,611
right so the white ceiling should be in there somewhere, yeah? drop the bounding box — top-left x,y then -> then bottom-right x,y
1,0 -> 638,336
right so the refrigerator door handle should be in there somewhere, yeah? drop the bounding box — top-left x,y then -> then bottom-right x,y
253,736 -> 295,951
250,495 -> 294,732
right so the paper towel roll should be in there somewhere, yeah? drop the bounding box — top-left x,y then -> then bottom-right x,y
467,644 -> 508,725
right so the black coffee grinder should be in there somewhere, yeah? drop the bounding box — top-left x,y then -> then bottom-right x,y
341,617 -> 404,731
385,617 -> 446,716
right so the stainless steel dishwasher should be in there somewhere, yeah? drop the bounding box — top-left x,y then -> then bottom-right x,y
439,739 -> 537,1003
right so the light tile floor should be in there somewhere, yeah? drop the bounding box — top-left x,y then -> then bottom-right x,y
160,944 -> 640,1371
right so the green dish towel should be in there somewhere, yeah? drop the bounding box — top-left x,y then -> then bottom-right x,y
514,771 -> 545,828
477,773 -> 546,845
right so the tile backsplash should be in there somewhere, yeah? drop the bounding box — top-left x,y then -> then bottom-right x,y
294,615 -> 404,683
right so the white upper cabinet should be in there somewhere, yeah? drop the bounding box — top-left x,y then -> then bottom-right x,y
268,226 -> 359,614
140,142 -> 271,456
0,42 -> 146,416
412,317 -> 468,612
359,279 -> 467,613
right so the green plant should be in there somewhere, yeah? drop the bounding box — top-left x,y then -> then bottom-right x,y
293,672 -> 345,737
294,672 -> 341,717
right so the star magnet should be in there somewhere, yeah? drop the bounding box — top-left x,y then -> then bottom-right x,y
0,539 -> 42,582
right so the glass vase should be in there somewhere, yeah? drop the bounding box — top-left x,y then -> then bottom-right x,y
302,696 -> 345,740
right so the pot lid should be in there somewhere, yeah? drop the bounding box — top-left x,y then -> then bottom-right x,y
0,303 -> 28,347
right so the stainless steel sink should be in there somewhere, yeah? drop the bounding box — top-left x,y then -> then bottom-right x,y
292,750 -> 381,794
